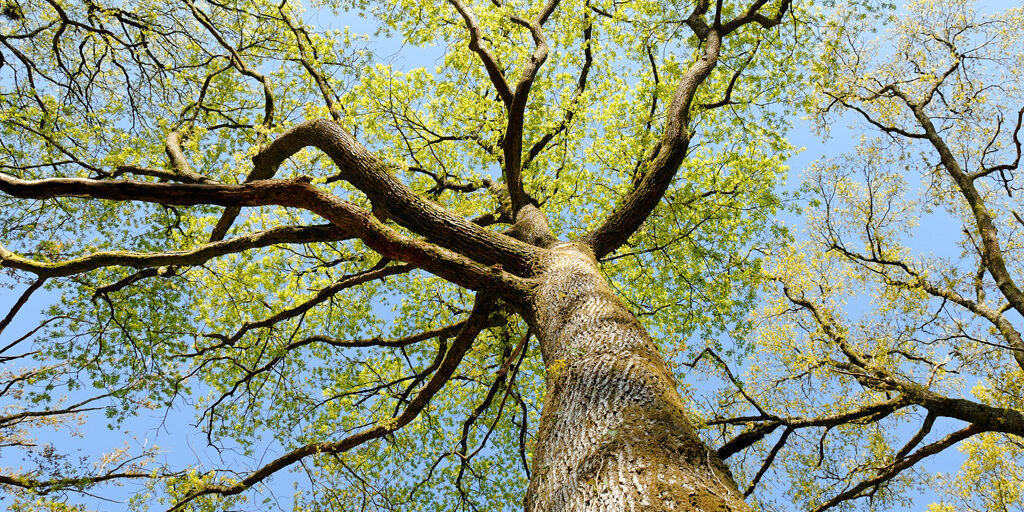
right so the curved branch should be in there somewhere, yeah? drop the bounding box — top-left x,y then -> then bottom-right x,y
977,106 -> 1023,178
700,39 -> 760,109
247,119 -> 539,274
717,397 -> 906,460
580,0 -> 799,257
168,295 -> 497,511
826,90 -> 927,139
447,0 -> 513,107
583,29 -> 724,258
0,173 -> 533,300
0,277 -> 46,338
289,321 -> 470,351
195,262 -> 414,355
781,285 -> 1024,438
522,3 -> 593,173
721,0 -> 792,35
810,424 -> 983,512
829,242 -> 1024,371
183,0 -> 274,132
164,130 -> 214,184
278,5 -> 344,122
182,0 -> 278,242
501,0 -> 560,213
0,224 -> 351,278
0,470 -> 151,495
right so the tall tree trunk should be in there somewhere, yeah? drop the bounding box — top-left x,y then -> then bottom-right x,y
524,242 -> 749,511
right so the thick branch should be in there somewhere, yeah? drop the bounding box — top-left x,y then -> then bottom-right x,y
164,130 -> 214,184
0,174 -> 532,300
582,30 -> 724,258
248,119 -> 539,274
0,224 -> 350,278
885,381 -> 1024,438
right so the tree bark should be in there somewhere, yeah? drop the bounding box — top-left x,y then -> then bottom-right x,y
524,242 -> 749,511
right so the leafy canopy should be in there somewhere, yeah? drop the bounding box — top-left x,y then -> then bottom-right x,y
0,0 -> 797,509
723,1 -> 1024,510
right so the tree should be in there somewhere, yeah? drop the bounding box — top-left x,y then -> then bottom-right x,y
714,1 -> 1024,510
0,0 -> 797,510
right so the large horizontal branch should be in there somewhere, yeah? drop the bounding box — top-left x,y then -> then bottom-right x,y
781,284 -> 1024,439
168,295 -> 496,511
717,397 -> 906,459
0,224 -> 350,278
249,119 -> 540,275
0,174 -> 533,301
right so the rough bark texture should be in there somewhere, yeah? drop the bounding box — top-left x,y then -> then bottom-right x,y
524,242 -> 749,511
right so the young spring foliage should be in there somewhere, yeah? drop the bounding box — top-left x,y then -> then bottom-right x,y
713,1 -> 1024,510
1,0 -> 810,509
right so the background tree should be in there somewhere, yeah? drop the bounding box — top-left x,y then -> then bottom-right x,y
707,1 -> 1024,510
0,0 -> 797,510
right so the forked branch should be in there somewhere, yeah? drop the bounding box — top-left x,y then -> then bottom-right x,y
168,295 -> 497,511
585,0 -> 790,258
